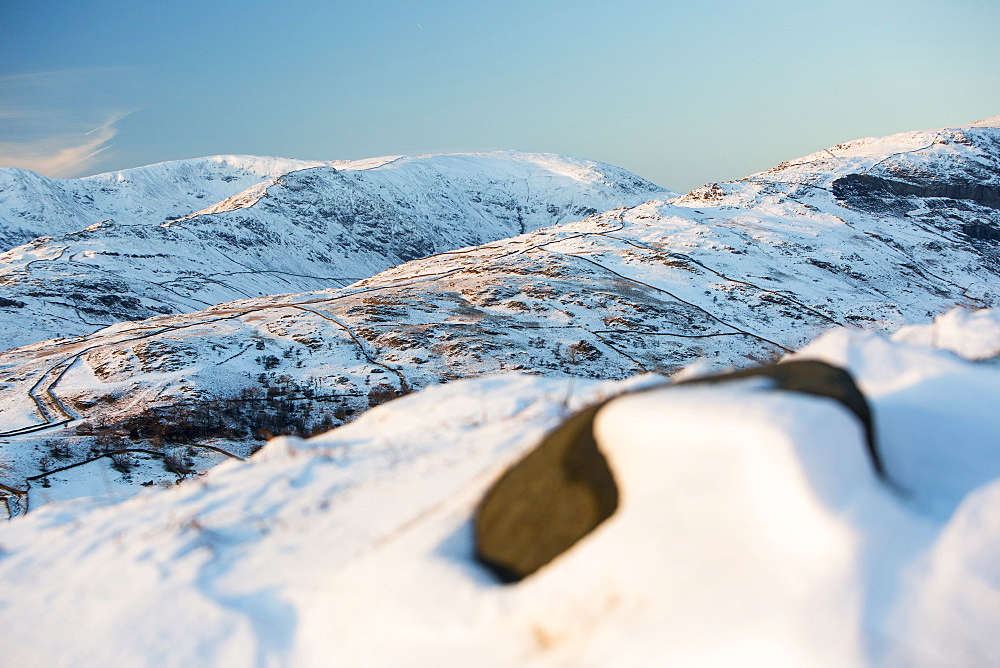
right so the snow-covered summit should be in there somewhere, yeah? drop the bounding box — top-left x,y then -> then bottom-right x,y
0,150 -> 667,250
83,153 -> 332,181
967,114 -> 1000,128
674,116 -> 1000,213
0,155 -> 322,249
795,118 -> 1000,192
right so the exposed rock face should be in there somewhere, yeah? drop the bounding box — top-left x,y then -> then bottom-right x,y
475,403 -> 617,583
832,173 -> 1000,212
473,359 -> 875,583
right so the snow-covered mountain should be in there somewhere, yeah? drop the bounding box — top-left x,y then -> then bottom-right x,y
2,118 -> 1000,512
0,154 -> 332,248
0,151 -> 668,348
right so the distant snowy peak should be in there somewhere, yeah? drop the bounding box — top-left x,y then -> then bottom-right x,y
0,155 -> 304,249
0,151 -> 671,253
83,154 -> 330,183
366,151 -> 668,191
675,117 -> 1000,237
0,150 -> 669,250
761,117 -> 1000,190
0,151 -> 671,348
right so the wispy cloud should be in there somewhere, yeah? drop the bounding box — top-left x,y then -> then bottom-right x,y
0,69 -> 139,177
0,110 -> 134,177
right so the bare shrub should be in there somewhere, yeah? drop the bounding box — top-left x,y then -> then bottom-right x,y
565,340 -> 602,364
45,440 -> 74,460
110,451 -> 135,474
163,451 -> 190,476
367,383 -> 399,407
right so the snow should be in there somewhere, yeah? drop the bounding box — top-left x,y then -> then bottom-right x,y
968,115 -> 1000,128
0,312 -> 997,665
887,479 -> 1000,666
792,320 -> 1000,522
26,456 -> 159,508
892,308 -> 1000,361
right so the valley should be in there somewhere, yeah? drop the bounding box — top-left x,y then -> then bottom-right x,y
2,119 -> 1000,514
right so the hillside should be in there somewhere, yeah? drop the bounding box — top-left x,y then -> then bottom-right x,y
1,118 -> 999,512
0,154 -> 332,248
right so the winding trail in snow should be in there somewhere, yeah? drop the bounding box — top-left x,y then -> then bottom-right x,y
0,210 -> 634,441
21,244 -> 68,272
290,305 -> 410,392
544,249 -> 794,355
596,232 -> 846,327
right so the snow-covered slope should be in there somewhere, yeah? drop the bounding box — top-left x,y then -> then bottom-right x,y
0,152 -> 668,348
0,314 -> 997,665
682,114 -> 1000,259
2,119 -> 1000,506
0,155 -> 332,248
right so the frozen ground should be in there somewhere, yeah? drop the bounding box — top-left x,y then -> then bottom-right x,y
0,308 -> 996,666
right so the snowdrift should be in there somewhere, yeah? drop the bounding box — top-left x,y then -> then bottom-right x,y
0,309 -> 998,666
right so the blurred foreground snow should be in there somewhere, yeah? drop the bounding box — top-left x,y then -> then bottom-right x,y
0,309 -> 998,666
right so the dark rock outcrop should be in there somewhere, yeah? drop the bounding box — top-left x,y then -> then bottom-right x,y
474,360 -> 879,583
832,173 -> 1000,211
474,403 -> 618,584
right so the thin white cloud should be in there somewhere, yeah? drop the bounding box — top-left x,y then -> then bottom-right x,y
0,110 -> 135,178
0,68 -> 139,177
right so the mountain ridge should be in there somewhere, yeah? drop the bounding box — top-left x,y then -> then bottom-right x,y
0,151 -> 669,349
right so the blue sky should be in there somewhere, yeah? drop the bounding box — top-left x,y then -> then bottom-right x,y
2,0 -> 999,190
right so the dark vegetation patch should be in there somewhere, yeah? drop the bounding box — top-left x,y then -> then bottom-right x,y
78,376 -> 368,458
